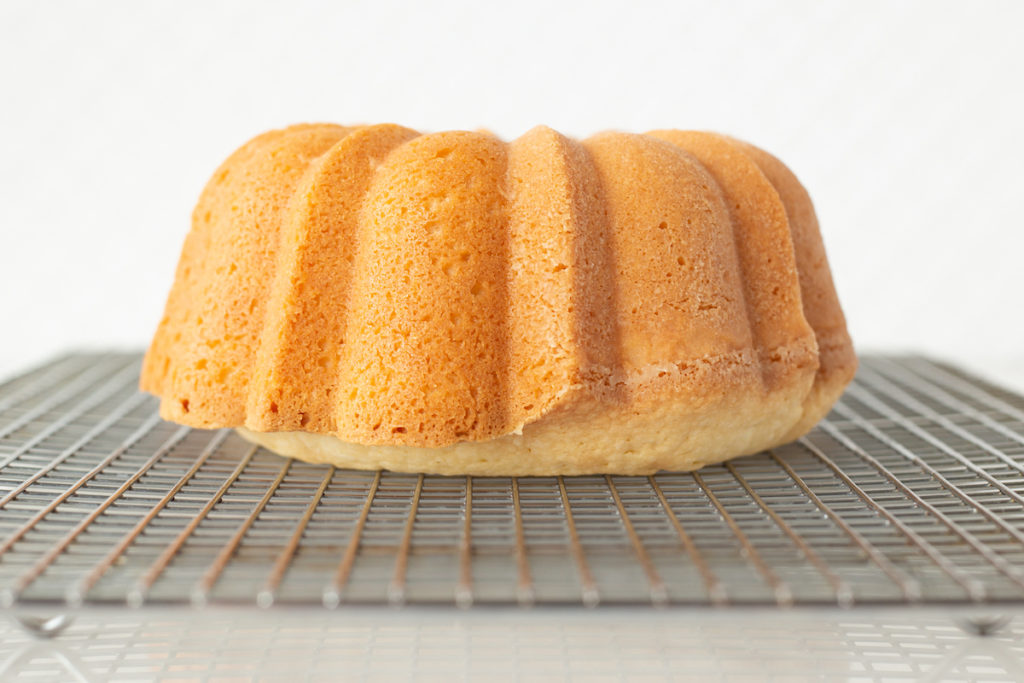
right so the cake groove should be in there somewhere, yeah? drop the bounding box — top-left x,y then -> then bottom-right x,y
246,124 -> 420,435
563,134 -> 625,401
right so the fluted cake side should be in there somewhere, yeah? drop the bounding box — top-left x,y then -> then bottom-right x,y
141,123 -> 855,475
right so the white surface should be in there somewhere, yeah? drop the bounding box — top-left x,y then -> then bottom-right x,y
3,608 -> 1024,681
1,0 -> 1022,387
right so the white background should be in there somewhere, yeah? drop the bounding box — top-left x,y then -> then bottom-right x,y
1,0 -> 1022,388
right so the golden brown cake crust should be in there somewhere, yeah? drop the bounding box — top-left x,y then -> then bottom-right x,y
142,124 -> 856,475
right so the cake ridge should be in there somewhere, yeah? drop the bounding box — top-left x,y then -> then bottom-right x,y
330,129 -> 513,446
729,139 -> 857,437
505,126 -> 581,429
245,124 -> 421,435
580,131 -> 757,383
142,123 -> 350,426
649,130 -> 819,401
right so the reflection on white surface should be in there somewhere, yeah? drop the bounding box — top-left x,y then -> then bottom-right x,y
2,608 -> 1023,681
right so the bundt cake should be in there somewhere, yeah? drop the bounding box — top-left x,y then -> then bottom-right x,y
141,123 -> 856,475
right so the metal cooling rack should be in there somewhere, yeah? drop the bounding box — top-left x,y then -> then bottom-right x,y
2,353 -> 1024,610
